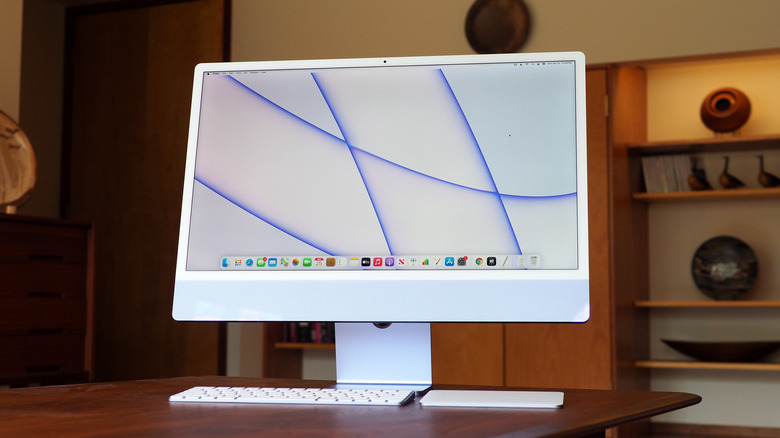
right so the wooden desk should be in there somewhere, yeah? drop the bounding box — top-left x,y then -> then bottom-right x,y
0,376 -> 699,437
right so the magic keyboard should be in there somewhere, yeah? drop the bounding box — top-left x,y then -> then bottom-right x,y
169,386 -> 415,406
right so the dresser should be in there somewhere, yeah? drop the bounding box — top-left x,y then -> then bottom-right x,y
0,214 -> 94,387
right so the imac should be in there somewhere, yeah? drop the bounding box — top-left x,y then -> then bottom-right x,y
172,51 -> 589,397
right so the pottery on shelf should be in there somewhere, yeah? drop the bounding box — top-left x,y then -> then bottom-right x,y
700,87 -> 751,133
691,236 -> 757,300
663,339 -> 780,363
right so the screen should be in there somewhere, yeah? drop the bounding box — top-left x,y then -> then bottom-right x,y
172,52 -> 589,325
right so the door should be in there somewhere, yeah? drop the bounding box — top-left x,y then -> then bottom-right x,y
63,0 -> 228,381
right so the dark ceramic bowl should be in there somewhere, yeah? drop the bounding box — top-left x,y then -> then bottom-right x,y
690,236 -> 758,300
663,339 -> 780,363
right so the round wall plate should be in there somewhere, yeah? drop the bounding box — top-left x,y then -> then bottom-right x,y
465,0 -> 531,54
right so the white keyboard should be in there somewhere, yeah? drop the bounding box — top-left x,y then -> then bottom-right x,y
169,386 -> 415,406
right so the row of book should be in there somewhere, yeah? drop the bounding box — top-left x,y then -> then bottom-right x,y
641,154 -> 693,193
279,322 -> 336,344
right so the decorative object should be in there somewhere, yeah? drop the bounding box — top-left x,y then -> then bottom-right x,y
700,87 -> 751,133
0,110 -> 36,214
718,156 -> 744,189
691,236 -> 757,300
662,339 -> 780,363
465,0 -> 531,54
687,156 -> 712,190
757,154 -> 780,187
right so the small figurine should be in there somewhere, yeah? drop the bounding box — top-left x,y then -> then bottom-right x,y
688,157 -> 712,190
719,156 -> 744,189
757,155 -> 780,188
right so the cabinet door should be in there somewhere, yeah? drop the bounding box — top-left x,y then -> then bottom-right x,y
431,323 -> 504,385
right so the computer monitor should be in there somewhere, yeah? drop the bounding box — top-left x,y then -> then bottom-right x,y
172,51 -> 589,390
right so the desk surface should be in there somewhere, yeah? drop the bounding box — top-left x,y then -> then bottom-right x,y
0,376 -> 700,437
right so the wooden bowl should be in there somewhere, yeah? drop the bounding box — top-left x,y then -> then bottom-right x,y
663,339 -> 780,362
700,87 -> 751,133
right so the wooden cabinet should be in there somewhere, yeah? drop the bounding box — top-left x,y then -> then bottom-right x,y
0,214 -> 94,387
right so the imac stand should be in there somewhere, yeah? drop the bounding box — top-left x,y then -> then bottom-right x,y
334,322 -> 564,408
334,322 -> 431,392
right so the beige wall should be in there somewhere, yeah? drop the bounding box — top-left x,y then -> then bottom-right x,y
0,0 -> 23,120
13,0 -> 780,217
231,0 -> 474,61
232,0 -> 780,63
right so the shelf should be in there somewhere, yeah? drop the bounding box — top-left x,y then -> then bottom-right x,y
628,133 -> 780,155
636,360 -> 780,371
274,342 -> 335,350
633,187 -> 780,202
636,300 -> 780,308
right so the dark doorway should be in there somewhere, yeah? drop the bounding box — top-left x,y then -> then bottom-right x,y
62,0 -> 229,381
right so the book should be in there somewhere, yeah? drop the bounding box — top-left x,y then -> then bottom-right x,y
641,154 -> 692,193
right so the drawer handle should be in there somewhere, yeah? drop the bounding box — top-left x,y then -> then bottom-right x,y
27,328 -> 66,336
26,365 -> 63,374
28,254 -> 66,263
27,291 -> 64,299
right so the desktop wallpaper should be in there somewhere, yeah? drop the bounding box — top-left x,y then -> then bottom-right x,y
185,61 -> 579,271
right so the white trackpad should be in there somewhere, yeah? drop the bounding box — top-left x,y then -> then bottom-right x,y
419,390 -> 563,408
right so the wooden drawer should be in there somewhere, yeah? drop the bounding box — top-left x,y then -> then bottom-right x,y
0,214 -> 94,385
0,332 -> 86,376
0,298 -> 87,333
0,264 -> 87,299
0,220 -> 89,264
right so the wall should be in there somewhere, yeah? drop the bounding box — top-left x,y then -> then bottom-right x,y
0,1 -> 23,120
231,0 -> 780,64
524,0 -> 780,63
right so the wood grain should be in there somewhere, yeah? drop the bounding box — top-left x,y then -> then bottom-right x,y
64,0 -> 227,381
0,376 -> 701,438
